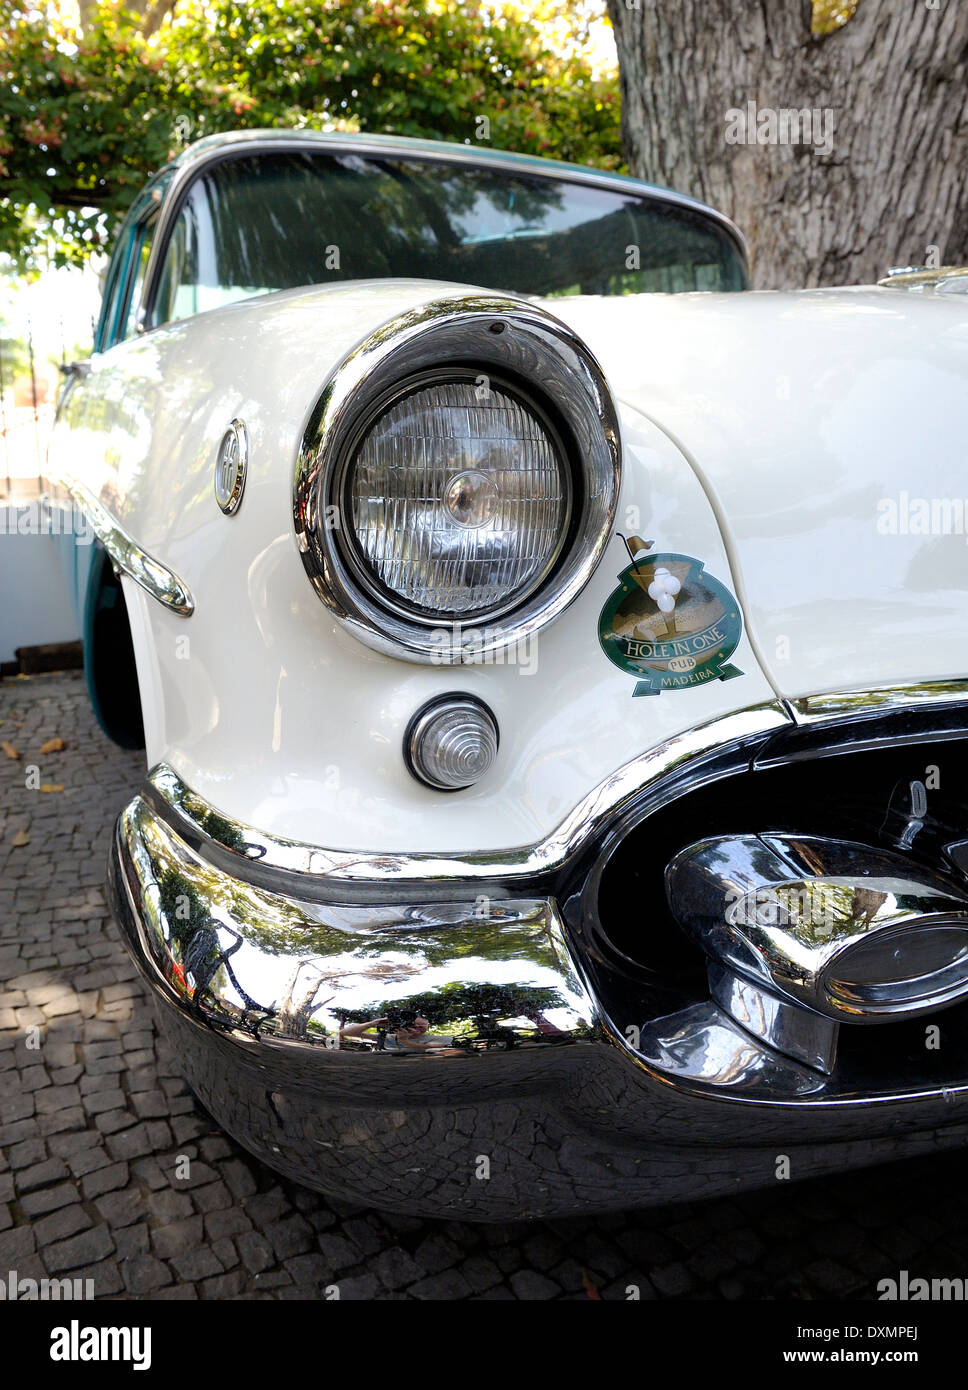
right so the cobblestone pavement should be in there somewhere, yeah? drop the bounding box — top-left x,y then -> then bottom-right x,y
3,671 -> 968,1301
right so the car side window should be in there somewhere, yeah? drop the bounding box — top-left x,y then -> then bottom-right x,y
119,216 -> 156,341
152,206 -> 198,327
95,199 -> 162,351
96,246 -> 128,352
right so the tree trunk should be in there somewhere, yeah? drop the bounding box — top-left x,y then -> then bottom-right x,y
605,0 -> 968,288
143,0 -> 179,40
276,961 -> 327,1040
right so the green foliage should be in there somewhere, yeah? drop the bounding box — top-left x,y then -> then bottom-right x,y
0,0 -> 621,266
0,2 -> 175,265
157,867 -> 207,951
812,0 -> 859,36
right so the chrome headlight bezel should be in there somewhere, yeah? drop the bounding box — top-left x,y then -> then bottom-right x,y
336,366 -> 575,627
294,293 -> 621,664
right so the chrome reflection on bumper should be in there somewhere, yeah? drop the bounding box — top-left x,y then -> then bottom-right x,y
111,781 -> 968,1217
667,833 -> 968,1074
112,794 -> 597,1052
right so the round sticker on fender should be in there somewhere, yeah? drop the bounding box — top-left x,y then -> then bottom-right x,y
598,544 -> 743,697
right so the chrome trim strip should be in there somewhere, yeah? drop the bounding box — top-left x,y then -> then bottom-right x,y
789,680 -> 968,724
878,265 -> 968,294
144,701 -> 791,892
752,682 -> 968,771
64,480 -> 194,617
143,680 -> 968,895
293,293 -> 622,664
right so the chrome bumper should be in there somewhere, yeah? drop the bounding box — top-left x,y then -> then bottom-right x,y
109,776 -> 968,1219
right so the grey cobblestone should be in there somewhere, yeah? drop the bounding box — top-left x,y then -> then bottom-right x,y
82,1162 -> 129,1200
93,1188 -> 147,1228
121,1253 -> 172,1294
19,1181 -> 80,1217
34,1204 -> 92,1246
510,1268 -> 560,1300
151,1217 -> 204,1260
171,1246 -> 224,1282
15,1157 -> 70,1193
44,1224 -> 115,1273
0,671 -> 965,1302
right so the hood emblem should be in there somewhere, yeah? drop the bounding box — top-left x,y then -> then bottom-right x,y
215,419 -> 248,515
598,538 -> 743,696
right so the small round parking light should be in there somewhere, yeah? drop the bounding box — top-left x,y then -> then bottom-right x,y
405,694 -> 499,791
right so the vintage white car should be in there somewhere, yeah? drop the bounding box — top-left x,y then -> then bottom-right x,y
52,130 -> 968,1219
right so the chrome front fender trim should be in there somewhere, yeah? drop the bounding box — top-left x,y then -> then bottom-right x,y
62,479 -> 194,617
789,680 -> 968,723
756,680 -> 968,767
146,701 -> 791,895
143,679 -> 968,896
293,293 -> 621,664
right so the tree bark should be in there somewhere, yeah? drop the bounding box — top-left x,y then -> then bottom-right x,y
605,0 -> 968,288
143,0 -> 179,40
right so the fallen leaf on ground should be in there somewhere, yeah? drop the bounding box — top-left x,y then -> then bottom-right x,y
11,829 -> 29,846
39,783 -> 64,794
1,741 -> 20,760
39,737 -> 67,754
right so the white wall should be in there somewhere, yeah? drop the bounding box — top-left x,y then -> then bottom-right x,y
0,502 -> 81,663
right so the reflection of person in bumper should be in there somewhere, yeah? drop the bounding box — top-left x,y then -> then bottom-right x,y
340,1015 -> 464,1055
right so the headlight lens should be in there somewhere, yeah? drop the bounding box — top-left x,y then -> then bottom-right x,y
346,377 -> 571,620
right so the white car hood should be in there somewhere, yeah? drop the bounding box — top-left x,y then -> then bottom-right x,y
545,287 -> 968,700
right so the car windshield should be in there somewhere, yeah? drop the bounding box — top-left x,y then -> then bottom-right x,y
150,150 -> 747,327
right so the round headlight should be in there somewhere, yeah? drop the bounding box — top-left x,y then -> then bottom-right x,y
294,294 -> 622,664
344,376 -> 571,622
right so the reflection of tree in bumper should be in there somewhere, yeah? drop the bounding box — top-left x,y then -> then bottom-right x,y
276,959 -> 331,1040
339,981 -> 572,1049
112,789 -> 968,1217
157,869 -> 277,1032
